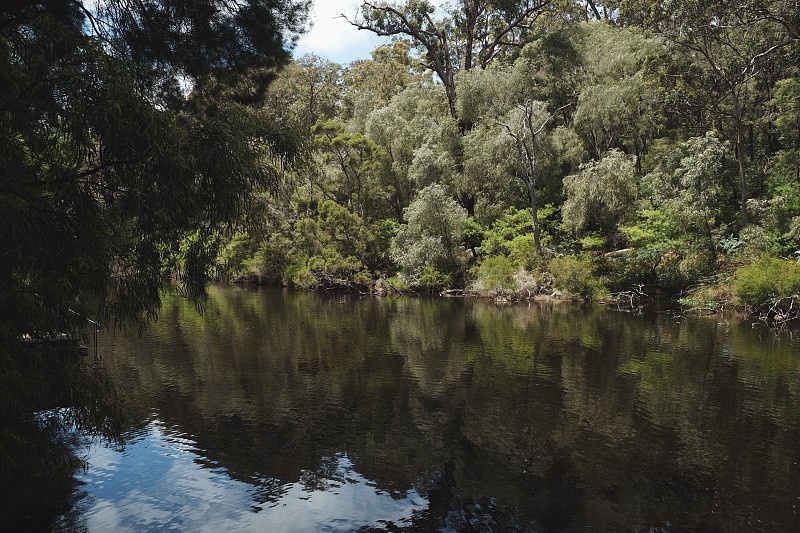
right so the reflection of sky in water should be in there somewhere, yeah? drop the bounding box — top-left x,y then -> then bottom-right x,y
74,418 -> 424,532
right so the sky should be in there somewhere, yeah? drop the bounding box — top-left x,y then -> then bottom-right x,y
293,1 -> 392,65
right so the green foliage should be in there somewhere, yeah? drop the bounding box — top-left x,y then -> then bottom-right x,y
364,83 -> 457,220
606,205 -> 720,292
284,254 -> 310,288
312,120 -> 384,218
290,200 -> 374,286
390,184 -> 468,286
517,28 -> 583,111
419,265 -> 453,289
733,256 -> 800,307
569,22 -> 666,159
461,122 -> 521,219
458,60 -> 583,224
474,255 -> 518,291
456,64 -> 528,123
292,263 -> 320,290
548,255 -> 605,299
642,132 -> 733,256
463,217 -> 486,255
259,234 -> 296,285
773,78 -> 800,148
370,218 -> 401,274
579,233 -> 606,251
480,206 -> 557,261
268,55 -> 342,131
619,209 -> 680,251
507,234 -> 540,270
0,1 -> 308,517
481,207 -> 534,257
355,0 -> 556,119
343,41 -> 422,123
562,150 -> 638,236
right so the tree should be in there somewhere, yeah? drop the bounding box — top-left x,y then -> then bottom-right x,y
267,54 -> 343,130
342,40 -> 425,125
642,133 -> 733,259
457,60 -> 580,248
562,149 -> 639,238
569,22 -> 665,166
312,120 -> 383,219
501,100 -> 574,253
1,0 -> 309,329
656,0 -> 800,227
291,200 -> 374,288
345,0 -> 556,124
0,0 -> 308,520
390,184 -> 468,285
364,82 -> 458,219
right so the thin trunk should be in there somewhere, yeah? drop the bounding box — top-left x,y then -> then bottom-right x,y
732,92 -> 749,227
526,125 -> 541,254
464,1 -> 476,71
586,0 -> 602,20
528,178 -> 541,254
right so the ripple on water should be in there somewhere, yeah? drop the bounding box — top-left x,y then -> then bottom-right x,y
70,421 -> 427,532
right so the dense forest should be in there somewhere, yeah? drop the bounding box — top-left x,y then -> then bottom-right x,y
0,0 -> 798,526
214,1 -> 800,314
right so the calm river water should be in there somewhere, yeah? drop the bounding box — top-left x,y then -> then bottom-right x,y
54,286 -> 800,532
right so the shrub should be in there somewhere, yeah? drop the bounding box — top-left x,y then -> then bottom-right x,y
507,234 -> 541,271
418,265 -> 452,289
258,235 -> 293,285
548,255 -> 605,298
390,184 -> 468,284
473,255 -> 517,291
733,256 -> 800,307
284,255 -> 309,288
291,264 -> 318,290
480,205 -> 554,260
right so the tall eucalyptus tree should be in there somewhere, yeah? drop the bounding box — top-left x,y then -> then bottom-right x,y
345,0 -> 556,125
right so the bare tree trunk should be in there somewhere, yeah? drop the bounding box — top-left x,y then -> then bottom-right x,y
732,92 -> 749,227
501,100 -> 572,255
586,0 -> 602,20
527,177 -> 541,254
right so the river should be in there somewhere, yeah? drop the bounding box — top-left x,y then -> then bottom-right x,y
53,285 -> 800,532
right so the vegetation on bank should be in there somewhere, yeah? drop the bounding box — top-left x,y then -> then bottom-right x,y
202,5 -> 800,319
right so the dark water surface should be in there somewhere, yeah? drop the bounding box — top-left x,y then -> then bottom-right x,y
55,286 -> 800,532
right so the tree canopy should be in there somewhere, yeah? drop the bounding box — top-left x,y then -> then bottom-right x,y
345,1 -> 558,122
0,0 -> 309,522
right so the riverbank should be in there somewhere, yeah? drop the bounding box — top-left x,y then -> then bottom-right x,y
223,265 -> 800,329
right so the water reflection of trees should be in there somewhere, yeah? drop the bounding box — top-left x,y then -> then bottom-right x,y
99,288 -> 800,531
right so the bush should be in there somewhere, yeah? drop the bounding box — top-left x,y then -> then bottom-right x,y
548,255 -> 605,298
291,264 -> 318,290
733,256 -> 800,307
284,255 -> 310,288
418,265 -> 453,289
480,206 -> 553,260
474,255 -> 517,290
507,234 -> 541,271
390,184 -> 468,284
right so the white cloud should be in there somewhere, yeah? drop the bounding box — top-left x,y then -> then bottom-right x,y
294,1 -> 389,64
